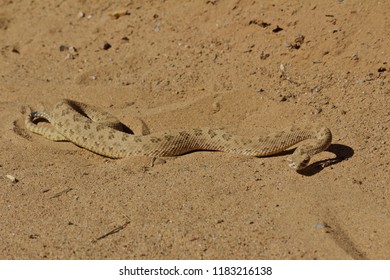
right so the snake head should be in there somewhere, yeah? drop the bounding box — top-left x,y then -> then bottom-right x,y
287,154 -> 311,171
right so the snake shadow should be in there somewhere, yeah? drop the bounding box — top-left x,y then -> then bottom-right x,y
297,144 -> 354,176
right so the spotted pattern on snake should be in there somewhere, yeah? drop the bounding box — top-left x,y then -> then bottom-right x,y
25,99 -> 332,170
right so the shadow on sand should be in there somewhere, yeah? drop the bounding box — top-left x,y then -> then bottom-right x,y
297,144 -> 354,176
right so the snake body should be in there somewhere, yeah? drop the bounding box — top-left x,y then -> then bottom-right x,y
25,99 -> 332,170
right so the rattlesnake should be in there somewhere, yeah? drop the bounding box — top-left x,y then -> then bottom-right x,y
25,99 -> 332,170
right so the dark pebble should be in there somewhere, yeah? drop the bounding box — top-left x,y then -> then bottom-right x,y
103,41 -> 112,50
59,45 -> 68,52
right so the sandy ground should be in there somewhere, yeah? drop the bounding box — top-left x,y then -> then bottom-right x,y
0,0 -> 389,259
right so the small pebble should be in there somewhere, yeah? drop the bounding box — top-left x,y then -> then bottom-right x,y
64,53 -> 75,60
152,158 -> 166,166
59,45 -> 68,52
260,51 -> 270,60
280,95 -> 288,102
256,88 -> 264,93
280,64 -> 286,72
6,174 -> 18,183
110,9 -> 130,20
315,223 -> 329,229
77,11 -> 85,18
68,46 -> 77,54
212,101 -> 221,113
154,23 -> 161,32
351,54 -> 359,61
312,107 -> 322,114
272,25 -> 283,33
311,86 -> 322,93
103,41 -> 111,50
